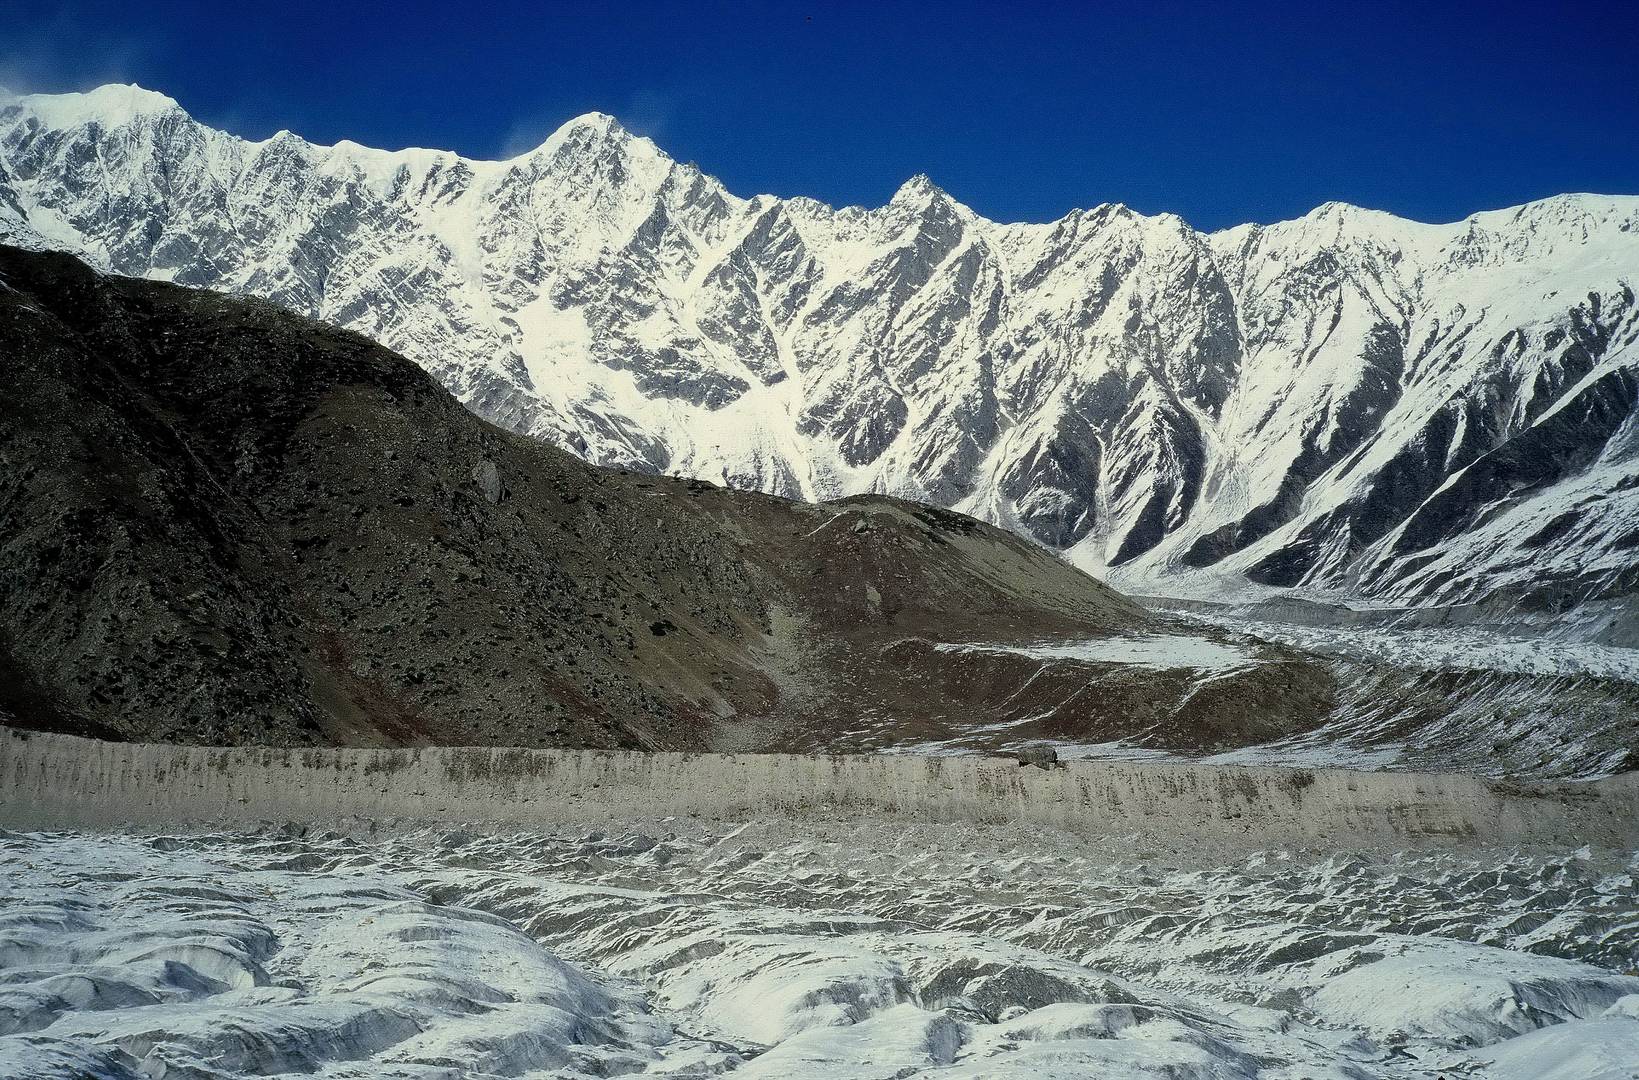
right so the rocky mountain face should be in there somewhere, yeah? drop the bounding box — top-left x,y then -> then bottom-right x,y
3,84 -> 1637,614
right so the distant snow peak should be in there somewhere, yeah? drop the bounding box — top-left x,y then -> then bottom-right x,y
893,172 -> 943,200
7,82 -> 182,127
4,83 -> 1637,610
537,110 -> 633,155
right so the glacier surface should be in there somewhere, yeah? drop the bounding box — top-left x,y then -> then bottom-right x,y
2,823 -> 1636,1078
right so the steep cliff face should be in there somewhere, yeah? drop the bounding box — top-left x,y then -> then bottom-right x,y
4,84 -> 1636,610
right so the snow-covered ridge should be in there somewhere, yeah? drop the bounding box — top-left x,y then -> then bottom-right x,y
3,84 -> 1636,608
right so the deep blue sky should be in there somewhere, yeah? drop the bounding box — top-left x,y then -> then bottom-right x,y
3,0 -> 1635,230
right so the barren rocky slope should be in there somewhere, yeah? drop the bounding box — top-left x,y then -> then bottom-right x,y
5,244 -> 1326,750
4,84 -> 1636,615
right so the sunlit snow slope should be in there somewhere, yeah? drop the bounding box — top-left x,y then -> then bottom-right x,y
4,84 -> 1636,608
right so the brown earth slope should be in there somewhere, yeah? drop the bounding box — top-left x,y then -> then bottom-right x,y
5,245 -> 1238,749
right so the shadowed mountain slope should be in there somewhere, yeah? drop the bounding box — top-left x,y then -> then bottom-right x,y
0,245 -> 1174,748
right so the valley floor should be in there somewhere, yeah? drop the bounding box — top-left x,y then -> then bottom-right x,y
842,609 -> 1639,778
2,823 -> 1636,1079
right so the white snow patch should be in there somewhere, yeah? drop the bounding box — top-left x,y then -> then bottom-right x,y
934,633 -> 1255,670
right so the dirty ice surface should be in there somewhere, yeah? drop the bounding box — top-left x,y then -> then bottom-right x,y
2,824 -> 1636,1078
1185,612 -> 1639,684
934,633 -> 1255,670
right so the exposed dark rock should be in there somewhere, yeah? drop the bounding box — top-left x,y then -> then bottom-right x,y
1016,744 -> 1059,769
471,460 -> 503,505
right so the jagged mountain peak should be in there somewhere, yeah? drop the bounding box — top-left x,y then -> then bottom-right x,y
891,172 -> 945,200
520,110 -> 650,162
541,109 -> 628,144
564,109 -> 624,130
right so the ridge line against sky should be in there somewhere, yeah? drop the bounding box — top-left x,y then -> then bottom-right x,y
2,0 -> 1636,232
9,80 -> 1637,234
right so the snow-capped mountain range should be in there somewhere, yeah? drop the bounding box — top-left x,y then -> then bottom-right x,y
4,84 -> 1636,608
